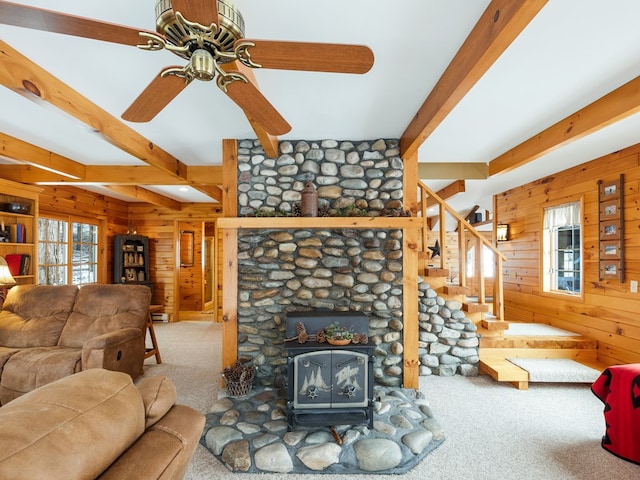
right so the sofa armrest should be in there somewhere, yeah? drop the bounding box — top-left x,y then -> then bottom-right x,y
82,327 -> 145,378
97,405 -> 205,480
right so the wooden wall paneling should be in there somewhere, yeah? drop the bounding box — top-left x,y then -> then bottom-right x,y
496,143 -> 640,365
128,204 -> 220,320
177,220 -> 204,313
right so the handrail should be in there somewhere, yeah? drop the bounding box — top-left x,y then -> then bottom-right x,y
417,180 -> 505,320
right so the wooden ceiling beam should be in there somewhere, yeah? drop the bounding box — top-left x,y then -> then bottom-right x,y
106,185 -> 182,210
426,180 -> 466,207
0,132 -> 86,179
0,164 -> 223,186
400,0 -> 548,159
490,74 -> 640,175
186,166 -> 223,185
0,39 -> 189,181
418,162 -> 488,179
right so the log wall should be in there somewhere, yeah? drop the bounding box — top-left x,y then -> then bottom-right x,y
36,185 -> 222,321
38,185 -> 129,284
127,203 -> 221,320
495,145 -> 640,365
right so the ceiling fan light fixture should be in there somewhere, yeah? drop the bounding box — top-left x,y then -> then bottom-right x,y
190,48 -> 216,81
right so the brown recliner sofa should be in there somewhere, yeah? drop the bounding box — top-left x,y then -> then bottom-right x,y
0,369 -> 205,479
0,283 -> 151,404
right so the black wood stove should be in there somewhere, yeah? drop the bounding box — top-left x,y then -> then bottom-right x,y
285,311 -> 374,429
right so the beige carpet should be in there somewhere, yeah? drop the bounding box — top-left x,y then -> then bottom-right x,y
143,321 -> 640,480
505,323 -> 578,336
507,358 -> 602,383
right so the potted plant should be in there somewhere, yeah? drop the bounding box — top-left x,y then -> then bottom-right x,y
324,322 -> 355,346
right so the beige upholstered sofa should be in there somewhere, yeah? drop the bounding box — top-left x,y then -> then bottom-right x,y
0,283 -> 151,404
0,369 -> 205,480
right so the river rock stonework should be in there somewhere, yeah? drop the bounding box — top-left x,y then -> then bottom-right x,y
202,384 -> 445,474
237,228 -> 405,387
417,279 -> 480,377
237,138 -> 404,216
233,137 -> 479,385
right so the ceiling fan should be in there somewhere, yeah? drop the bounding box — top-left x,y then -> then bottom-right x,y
0,0 -> 375,135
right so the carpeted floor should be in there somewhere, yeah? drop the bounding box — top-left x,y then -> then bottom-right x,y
507,358 -> 601,383
505,323 -> 578,336
143,321 -> 640,480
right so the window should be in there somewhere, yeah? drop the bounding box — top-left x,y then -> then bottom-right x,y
38,217 -> 98,285
466,244 -> 495,278
542,202 -> 581,295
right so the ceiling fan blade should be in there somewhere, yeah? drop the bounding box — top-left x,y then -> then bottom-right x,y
122,71 -> 189,122
0,0 -> 155,46
171,0 -> 218,27
238,39 -> 374,74
224,75 -> 291,135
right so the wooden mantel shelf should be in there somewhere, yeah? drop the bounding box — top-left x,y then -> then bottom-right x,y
216,216 -> 421,229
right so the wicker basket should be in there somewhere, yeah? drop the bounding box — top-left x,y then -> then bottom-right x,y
224,378 -> 253,398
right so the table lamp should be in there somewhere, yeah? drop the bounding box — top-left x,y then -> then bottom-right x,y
0,256 -> 16,307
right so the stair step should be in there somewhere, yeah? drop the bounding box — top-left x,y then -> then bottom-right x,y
463,302 -> 490,313
479,358 -> 529,390
443,285 -> 469,295
424,268 -> 449,277
480,335 -> 598,349
481,318 -> 509,331
480,347 -> 598,362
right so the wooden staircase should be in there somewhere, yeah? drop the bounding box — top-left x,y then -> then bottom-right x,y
416,181 -> 608,390
478,318 -> 608,390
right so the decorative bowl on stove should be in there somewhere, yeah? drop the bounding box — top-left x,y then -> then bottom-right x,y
327,338 -> 351,346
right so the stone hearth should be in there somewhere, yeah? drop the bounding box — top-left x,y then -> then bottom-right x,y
202,384 -> 445,474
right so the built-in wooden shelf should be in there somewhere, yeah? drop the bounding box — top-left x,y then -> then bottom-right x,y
216,216 -> 421,229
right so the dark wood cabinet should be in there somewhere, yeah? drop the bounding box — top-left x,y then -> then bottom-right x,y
113,234 -> 152,291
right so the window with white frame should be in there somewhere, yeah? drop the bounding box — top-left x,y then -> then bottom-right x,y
542,201 -> 581,295
38,217 -> 98,285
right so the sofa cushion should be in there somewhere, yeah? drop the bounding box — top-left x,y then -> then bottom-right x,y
0,347 -> 82,404
0,346 -> 20,371
58,284 -> 151,348
0,369 -> 145,480
136,375 -> 177,429
0,285 -> 78,347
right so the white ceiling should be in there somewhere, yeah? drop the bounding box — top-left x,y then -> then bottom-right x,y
1,1 -> 640,214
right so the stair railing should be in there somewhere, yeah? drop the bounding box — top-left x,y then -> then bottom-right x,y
417,180 -> 506,320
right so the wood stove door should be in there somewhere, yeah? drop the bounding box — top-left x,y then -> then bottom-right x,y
293,349 -> 369,410
331,350 -> 369,408
293,350 -> 333,409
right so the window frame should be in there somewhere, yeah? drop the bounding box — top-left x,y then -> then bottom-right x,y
541,199 -> 584,299
38,213 -> 106,286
